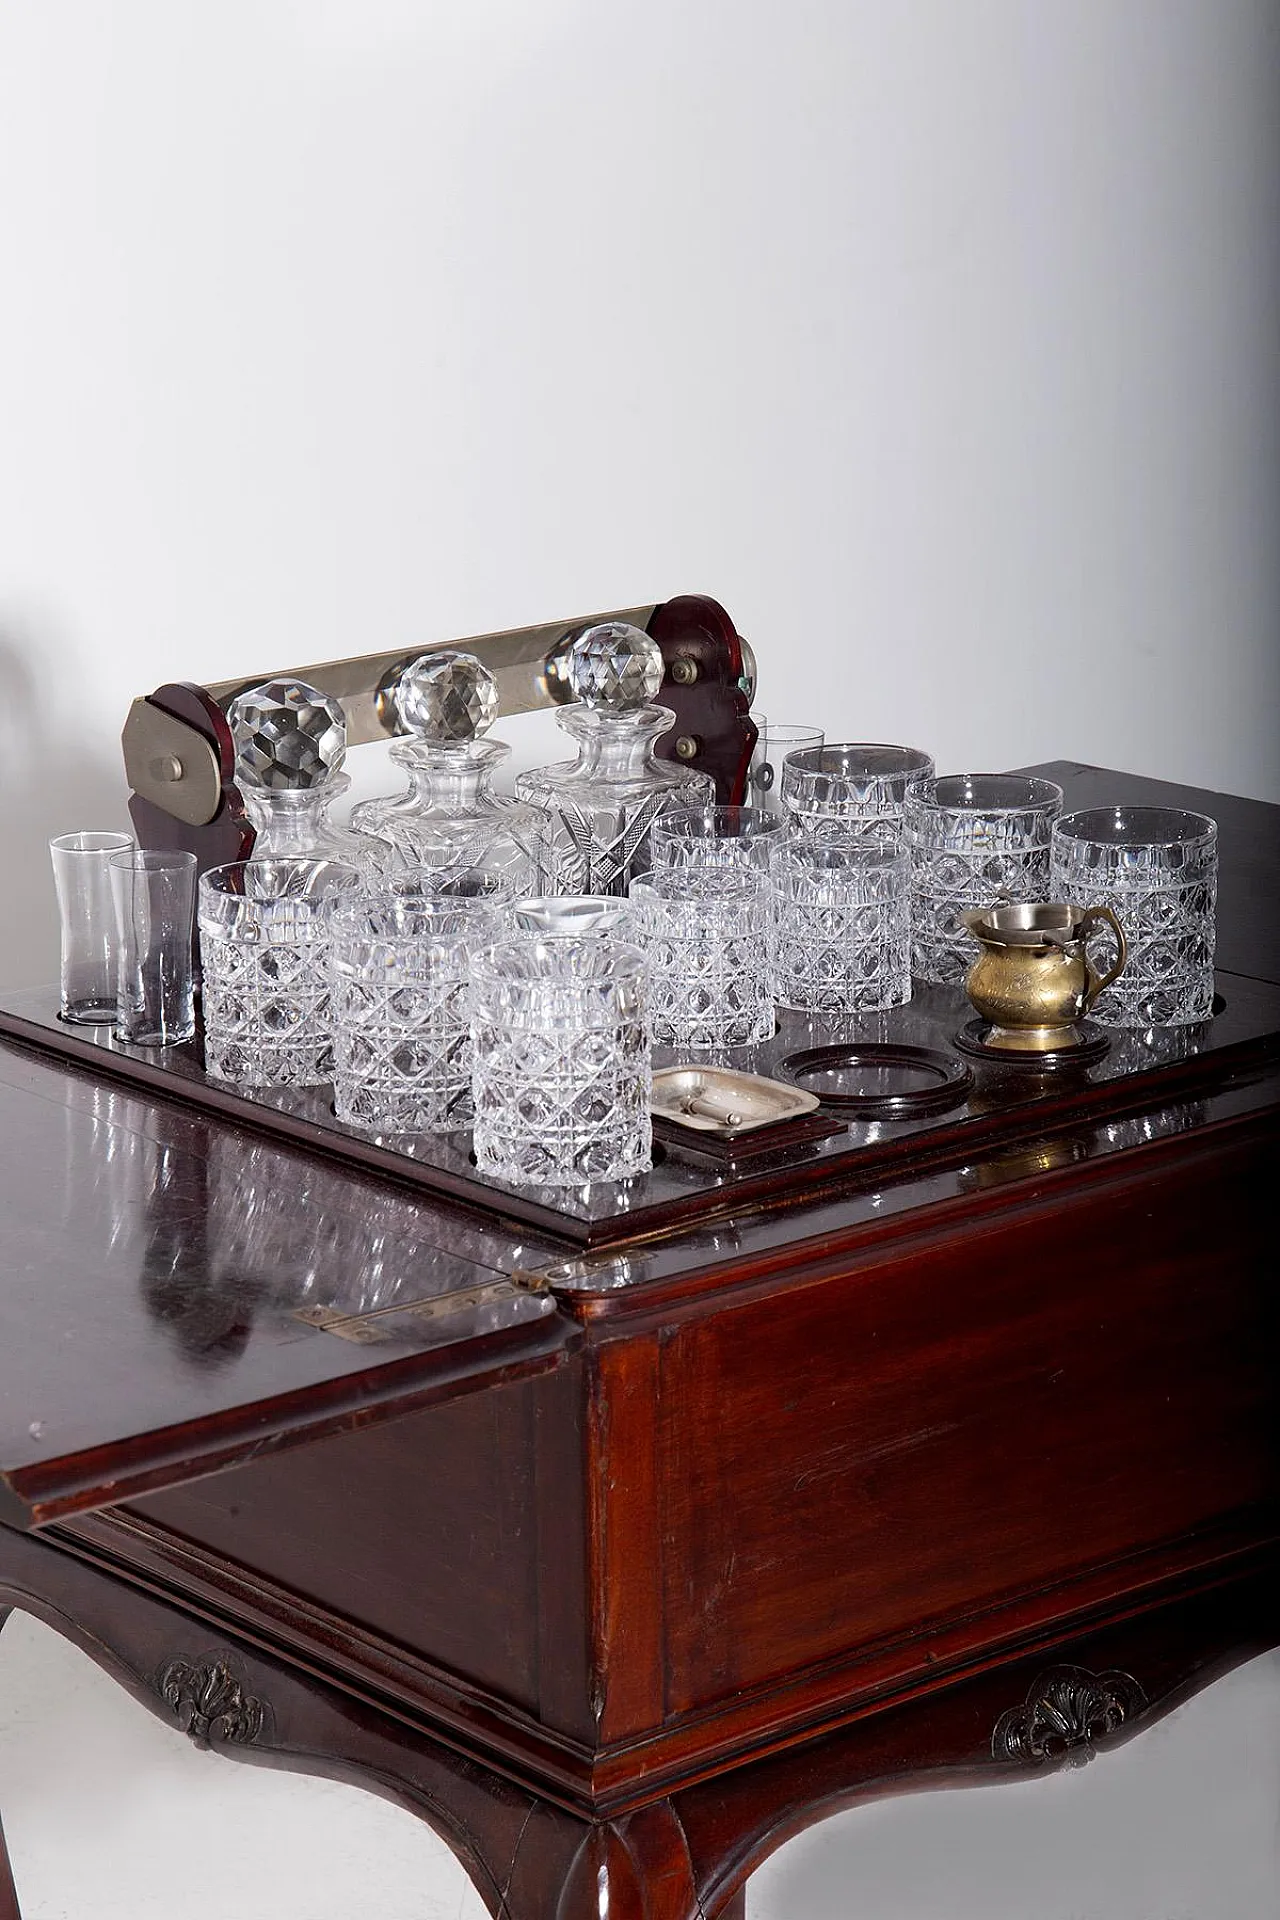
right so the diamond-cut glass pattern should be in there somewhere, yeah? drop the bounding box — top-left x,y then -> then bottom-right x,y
329,887 -> 508,1133
516,708 -> 714,897
360,799 -> 549,894
766,840 -> 910,1013
395,651 -> 499,742
1051,807 -> 1217,1026
198,860 -> 359,1086
228,680 -> 347,791
906,776 -> 1063,984
648,805 -> 783,880
629,877 -> 772,1049
470,939 -> 651,1187
567,623 -> 665,710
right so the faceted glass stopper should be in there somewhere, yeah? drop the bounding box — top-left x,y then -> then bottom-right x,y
568,622 -> 665,711
229,679 -> 347,791
397,650 -> 499,742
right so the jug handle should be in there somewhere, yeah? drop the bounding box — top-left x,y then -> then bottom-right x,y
1078,905 -> 1128,1011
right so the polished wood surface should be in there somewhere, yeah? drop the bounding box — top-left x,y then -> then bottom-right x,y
0,1048 -> 567,1528
1,762 -> 1278,1917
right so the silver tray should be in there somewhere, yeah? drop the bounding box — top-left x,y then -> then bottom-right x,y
651,1066 -> 821,1137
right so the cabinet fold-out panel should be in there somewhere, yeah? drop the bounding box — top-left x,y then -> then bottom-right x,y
0,1040 -> 567,1530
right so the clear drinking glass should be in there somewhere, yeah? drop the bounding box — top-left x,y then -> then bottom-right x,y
199,858 -> 360,1086
906,774 -> 1064,984
329,871 -> 510,1133
746,719 -> 825,820
766,837 -> 911,1013
649,805 -> 784,879
1051,806 -> 1217,1026
629,871 -> 773,1049
470,936 -> 652,1187
780,744 -> 935,840
109,849 -> 197,1045
49,830 -> 135,1023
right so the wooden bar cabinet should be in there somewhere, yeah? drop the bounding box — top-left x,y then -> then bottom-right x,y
0,760 -> 1276,1917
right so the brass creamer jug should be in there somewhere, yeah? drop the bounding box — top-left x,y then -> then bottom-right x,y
961,902 -> 1127,1051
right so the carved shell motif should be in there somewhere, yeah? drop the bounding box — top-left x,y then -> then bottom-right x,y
159,1657 -> 267,1751
992,1664 -> 1148,1770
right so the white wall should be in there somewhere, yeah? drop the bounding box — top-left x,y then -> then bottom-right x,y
2,0 -> 1278,984
0,1 -> 1277,1912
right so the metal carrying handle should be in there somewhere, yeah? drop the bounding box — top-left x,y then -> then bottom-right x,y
120,593 -> 759,870
1077,904 -> 1128,1011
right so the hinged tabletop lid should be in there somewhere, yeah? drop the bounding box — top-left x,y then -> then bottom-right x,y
0,1042 -> 566,1530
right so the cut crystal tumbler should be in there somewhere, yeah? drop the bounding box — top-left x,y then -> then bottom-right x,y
781,744 -> 934,840
649,805 -> 783,879
1051,807 -> 1217,1026
629,872 -> 773,1049
906,775 -> 1063,984
329,872 -> 509,1133
199,859 -> 360,1086
470,937 -> 651,1187
767,837 -> 911,1013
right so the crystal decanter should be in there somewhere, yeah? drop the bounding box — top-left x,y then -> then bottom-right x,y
350,650 -> 548,889
228,678 -> 373,865
514,622 -> 714,896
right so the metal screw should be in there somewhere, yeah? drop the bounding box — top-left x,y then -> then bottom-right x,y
674,735 -> 700,761
148,755 -> 185,783
670,656 -> 699,686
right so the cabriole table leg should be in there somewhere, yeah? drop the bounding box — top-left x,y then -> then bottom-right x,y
0,1604 -> 22,1920
0,1811 -> 19,1920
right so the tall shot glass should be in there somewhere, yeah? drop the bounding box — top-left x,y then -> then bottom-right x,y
470,937 -> 651,1187
49,830 -> 134,1023
109,848 -> 197,1045
329,871 -> 510,1133
905,774 -> 1063,984
1051,807 -> 1217,1026
766,836 -> 911,1014
198,858 -> 360,1086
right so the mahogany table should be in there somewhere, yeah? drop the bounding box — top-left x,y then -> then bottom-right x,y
0,762 -> 1277,1919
